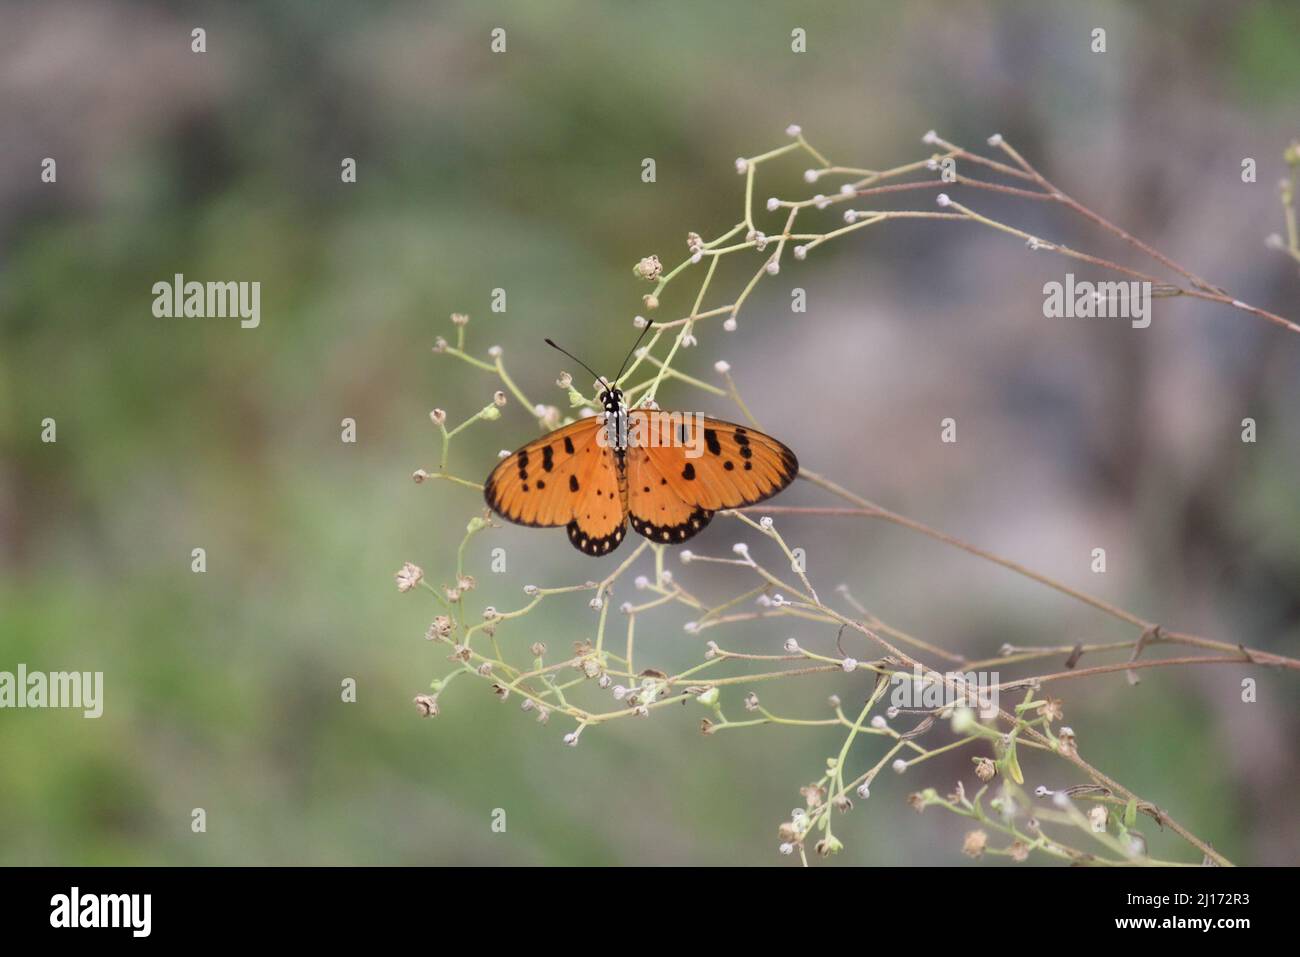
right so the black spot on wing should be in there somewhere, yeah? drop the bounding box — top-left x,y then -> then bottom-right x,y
570,475 -> 580,492
704,428 -> 721,455
682,462 -> 695,481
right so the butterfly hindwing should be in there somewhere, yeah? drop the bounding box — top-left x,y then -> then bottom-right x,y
565,441 -> 627,555
625,448 -> 715,544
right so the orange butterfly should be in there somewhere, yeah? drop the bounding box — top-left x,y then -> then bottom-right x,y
484,331 -> 798,556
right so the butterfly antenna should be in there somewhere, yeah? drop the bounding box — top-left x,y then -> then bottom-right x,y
614,317 -> 655,384
544,338 -> 610,392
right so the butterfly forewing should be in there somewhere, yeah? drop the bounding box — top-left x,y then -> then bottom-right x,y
483,418 -> 603,527
630,412 -> 797,509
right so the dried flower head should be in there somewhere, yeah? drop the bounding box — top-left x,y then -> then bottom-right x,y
961,829 -> 988,858
1038,698 -> 1064,723
633,255 -> 663,281
1057,726 -> 1078,757
395,562 -> 423,593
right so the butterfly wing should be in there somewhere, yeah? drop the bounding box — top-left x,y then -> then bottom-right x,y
625,448 -> 716,543
484,417 -> 600,528
483,417 -> 628,555
625,412 -> 798,543
565,442 -> 627,555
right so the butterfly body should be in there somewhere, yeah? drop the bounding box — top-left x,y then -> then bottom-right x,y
485,385 -> 798,556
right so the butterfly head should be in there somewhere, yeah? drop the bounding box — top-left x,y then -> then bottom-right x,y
600,386 -> 625,414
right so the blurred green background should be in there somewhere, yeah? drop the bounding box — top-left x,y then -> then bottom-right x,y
2,0 -> 1298,865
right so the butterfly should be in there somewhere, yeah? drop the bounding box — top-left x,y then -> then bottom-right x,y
483,327 -> 798,556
